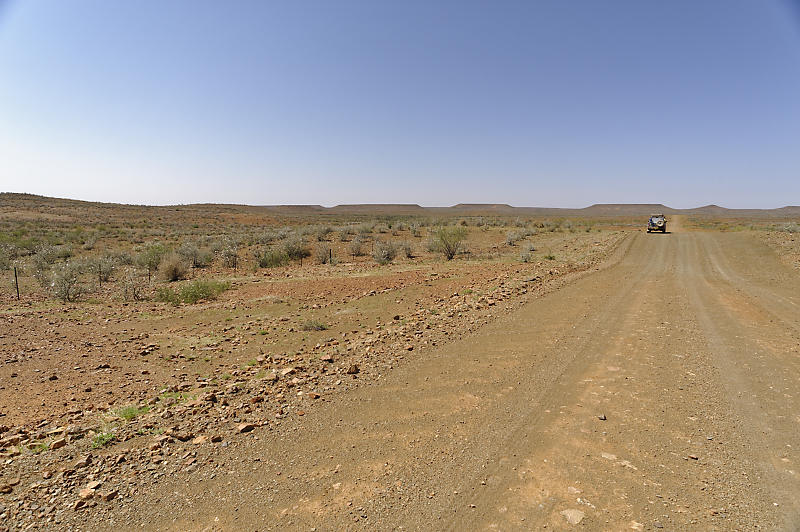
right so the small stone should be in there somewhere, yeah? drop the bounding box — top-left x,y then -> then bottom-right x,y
192,435 -> 208,445
346,365 -> 360,375
654,522 -> 664,529
51,438 -> 66,450
87,480 -> 102,490
73,455 -> 91,468
49,374 -> 58,381
101,490 -> 118,502
560,509 -> 585,525
211,434 -> 223,443
237,423 -> 255,433
689,454 -> 699,460
73,500 -> 86,511
320,354 -> 334,363
598,414 -> 607,421
78,488 -> 94,500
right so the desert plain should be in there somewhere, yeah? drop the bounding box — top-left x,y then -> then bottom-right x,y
1,193 -> 799,530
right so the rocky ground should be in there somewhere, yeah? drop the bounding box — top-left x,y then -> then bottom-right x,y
0,227 -> 626,530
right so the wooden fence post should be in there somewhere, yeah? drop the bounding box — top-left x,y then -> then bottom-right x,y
14,266 -> 20,300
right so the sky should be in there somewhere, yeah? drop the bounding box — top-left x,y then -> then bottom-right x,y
1,0 -> 799,208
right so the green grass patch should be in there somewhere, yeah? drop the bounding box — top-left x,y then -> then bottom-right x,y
301,319 -> 328,331
115,404 -> 149,421
30,441 -> 49,454
92,432 -> 116,449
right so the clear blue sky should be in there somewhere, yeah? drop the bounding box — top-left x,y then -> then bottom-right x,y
1,1 -> 799,208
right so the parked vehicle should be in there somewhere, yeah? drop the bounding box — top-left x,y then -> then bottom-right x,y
647,214 -> 667,233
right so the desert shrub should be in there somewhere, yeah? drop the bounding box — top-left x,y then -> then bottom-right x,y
301,319 -> 327,331
544,253 -> 556,260
136,243 -> 167,281
315,243 -> 334,264
178,241 -> 211,268
430,227 -> 467,260
782,222 -> 800,233
520,243 -> 536,263
82,235 -> 97,250
357,223 -> 373,237
506,231 -> 520,246
85,256 -> 116,283
156,279 -> 230,305
283,237 -> 310,261
121,269 -> 147,301
255,247 -> 288,268
373,240 -> 396,265
338,227 -> 353,242
0,248 -> 9,271
399,240 -> 413,258
221,240 -> 239,269
107,250 -> 134,266
51,262 -> 84,303
348,238 -> 365,257
315,226 -> 332,241
159,253 -> 188,282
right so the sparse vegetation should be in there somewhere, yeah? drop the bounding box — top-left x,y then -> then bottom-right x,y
92,432 -> 116,449
301,319 -> 328,331
115,404 -> 149,421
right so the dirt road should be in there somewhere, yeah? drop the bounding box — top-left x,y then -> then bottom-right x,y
97,224 -> 800,531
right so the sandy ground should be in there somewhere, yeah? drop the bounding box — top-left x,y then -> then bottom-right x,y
30,220 -> 797,530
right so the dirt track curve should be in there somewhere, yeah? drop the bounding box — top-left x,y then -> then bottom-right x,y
96,222 -> 800,531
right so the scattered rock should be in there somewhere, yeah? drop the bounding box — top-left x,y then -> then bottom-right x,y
237,423 -> 255,433
101,490 -> 119,502
73,455 -> 92,468
346,365 -> 360,375
560,509 -> 585,525
51,437 -> 66,450
78,488 -> 95,500
598,413 -> 607,421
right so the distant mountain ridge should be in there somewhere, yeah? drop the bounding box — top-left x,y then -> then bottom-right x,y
1,193 -> 798,218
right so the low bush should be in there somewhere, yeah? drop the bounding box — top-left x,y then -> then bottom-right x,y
430,227 -> 467,260
255,247 -> 288,268
284,237 -> 310,261
301,319 -> 328,331
373,240 -> 396,265
348,238 -> 365,257
156,279 -> 230,305
315,243 -> 334,264
159,253 -> 188,282
51,262 -> 84,302
399,240 -> 413,258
